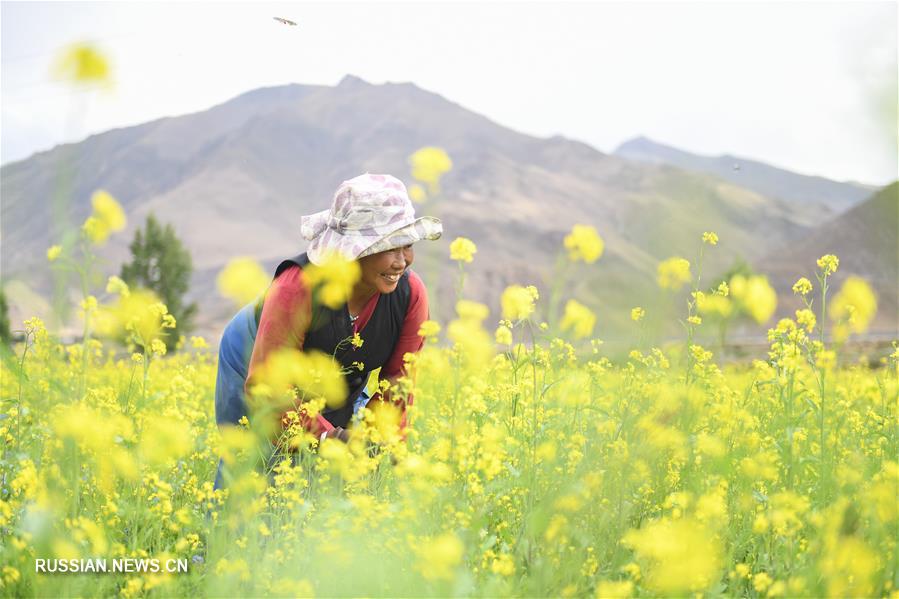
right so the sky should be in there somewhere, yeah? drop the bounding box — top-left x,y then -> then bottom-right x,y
1,1 -> 896,185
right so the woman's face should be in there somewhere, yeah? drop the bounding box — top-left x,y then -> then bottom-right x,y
357,245 -> 414,295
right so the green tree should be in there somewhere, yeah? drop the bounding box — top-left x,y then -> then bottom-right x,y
0,284 -> 11,345
120,213 -> 197,352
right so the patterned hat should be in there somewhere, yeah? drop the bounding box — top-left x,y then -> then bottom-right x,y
301,173 -> 443,265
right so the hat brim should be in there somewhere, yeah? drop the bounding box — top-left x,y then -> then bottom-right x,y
306,216 -> 443,265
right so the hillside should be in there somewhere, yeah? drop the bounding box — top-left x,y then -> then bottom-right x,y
2,76 -> 857,343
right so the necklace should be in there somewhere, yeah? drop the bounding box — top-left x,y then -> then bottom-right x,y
349,313 -> 359,323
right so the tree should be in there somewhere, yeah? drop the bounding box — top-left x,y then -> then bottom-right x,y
0,285 -> 10,345
120,213 -> 197,352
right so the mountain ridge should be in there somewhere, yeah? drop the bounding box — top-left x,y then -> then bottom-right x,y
2,75 -> 892,342
615,135 -> 877,215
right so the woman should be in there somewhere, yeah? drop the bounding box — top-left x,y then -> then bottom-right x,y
213,173 -> 442,489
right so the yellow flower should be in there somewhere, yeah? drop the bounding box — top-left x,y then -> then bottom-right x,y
249,348 -> 347,409
702,231 -> 719,245
456,300 -> 490,323
449,237 -> 477,263
792,277 -> 813,296
190,336 -> 209,349
81,191 -> 126,245
622,517 -> 722,594
815,349 -> 837,370
139,418 -> 192,467
149,339 -> 167,356
47,245 -> 62,262
92,190 -> 126,231
216,257 -> 270,307
697,294 -> 733,318
595,580 -> 633,598
795,308 -> 816,333
105,276 -> 130,297
730,275 -> 777,323
304,252 -> 362,309
657,257 -> 691,290
501,285 -> 537,321
82,216 -> 108,245
408,183 -> 427,204
830,276 -> 877,336
716,281 -> 730,296
495,325 -> 513,345
490,553 -> 515,577
753,572 -> 773,593
418,320 -> 441,339
560,299 -> 596,339
51,42 -> 112,86
687,315 -> 702,325
564,224 -> 604,263
409,147 -> 452,194
631,307 -> 645,322
416,532 -> 463,581
816,254 -> 839,276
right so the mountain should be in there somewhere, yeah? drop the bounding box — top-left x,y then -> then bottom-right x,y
755,182 -> 898,333
1,75 -> 883,345
614,136 -> 876,217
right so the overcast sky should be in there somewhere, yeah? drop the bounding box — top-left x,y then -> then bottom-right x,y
2,1 -> 896,184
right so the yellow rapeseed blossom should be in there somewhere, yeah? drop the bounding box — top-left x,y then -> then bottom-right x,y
408,183 -> 427,204
47,245 -> 62,262
216,257 -> 270,307
560,299 -> 596,339
657,257 -> 691,290
418,319 -> 441,340
250,348 -> 348,409
51,42 -> 112,86
697,294 -> 733,318
816,254 -> 839,276
792,277 -> 813,296
501,285 -> 537,321
594,580 -> 633,598
564,224 -> 605,263
702,231 -> 719,245
795,308 -> 816,333
830,276 -> 877,336
449,237 -> 477,263
92,190 -> 126,231
631,307 -> 645,322
105,275 -> 130,297
81,191 -> 127,245
94,289 -> 171,346
138,419 -> 192,468
753,572 -> 773,593
456,300 -> 490,323
490,553 -> 515,577
304,252 -> 362,309
416,532 -> 464,581
730,275 -> 777,323
409,147 -> 452,194
622,517 -> 722,594
495,324 -> 513,346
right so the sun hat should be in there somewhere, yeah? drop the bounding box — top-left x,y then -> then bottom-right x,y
300,173 -> 443,265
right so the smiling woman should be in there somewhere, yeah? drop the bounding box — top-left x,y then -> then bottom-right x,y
212,173 -> 442,489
